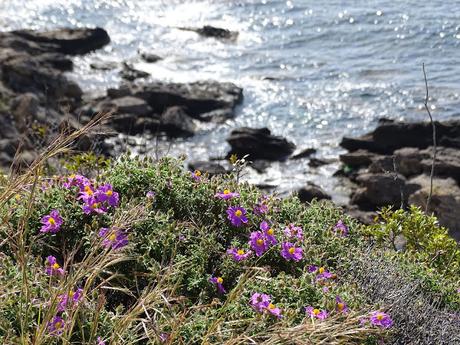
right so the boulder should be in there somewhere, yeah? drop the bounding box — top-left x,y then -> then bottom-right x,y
140,52 -> 162,63
308,157 -> 333,168
188,161 -> 230,175
368,156 -> 394,174
420,147 -> 460,183
297,183 -> 331,203
179,25 -> 238,40
291,148 -> 317,160
351,173 -> 420,210
197,108 -> 234,123
120,63 -> 150,81
409,175 -> 460,240
11,93 -> 40,129
340,149 -> 377,168
109,96 -> 152,116
394,147 -> 425,177
90,61 -> 118,70
12,27 -> 110,55
133,80 -> 243,117
160,106 -> 196,137
226,127 -> 295,161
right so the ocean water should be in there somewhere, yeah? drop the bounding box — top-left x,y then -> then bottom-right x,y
1,0 -> 459,202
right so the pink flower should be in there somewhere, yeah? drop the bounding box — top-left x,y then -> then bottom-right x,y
209,276 -> 226,294
280,242 -> 303,262
226,206 -> 248,227
260,221 -> 277,245
309,266 -> 334,281
82,197 -> 107,215
369,311 -> 393,328
146,191 -> 156,199
63,174 -> 90,189
215,189 -> 240,200
57,288 -> 83,312
45,256 -> 64,276
227,248 -> 252,261
47,315 -> 65,335
333,220 -> 349,237
191,170 -> 202,182
283,223 -> 303,240
95,184 -> 119,207
305,306 -> 328,320
97,336 -> 106,345
265,303 -> 282,318
335,296 -> 349,314
40,210 -> 63,233
250,293 -> 271,312
98,227 -> 128,250
249,231 -> 269,256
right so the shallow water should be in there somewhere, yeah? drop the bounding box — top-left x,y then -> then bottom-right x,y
1,0 -> 459,203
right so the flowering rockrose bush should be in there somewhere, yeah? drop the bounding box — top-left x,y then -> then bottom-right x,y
1,155 -> 459,345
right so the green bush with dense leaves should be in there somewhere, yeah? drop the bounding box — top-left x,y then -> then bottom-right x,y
0,155 -> 459,344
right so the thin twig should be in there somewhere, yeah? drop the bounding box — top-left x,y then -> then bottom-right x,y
422,63 -> 436,213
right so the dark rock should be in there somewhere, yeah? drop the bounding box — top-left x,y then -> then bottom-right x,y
420,147 -> 460,183
36,53 -> 73,71
179,25 -> 238,40
197,108 -> 234,123
120,63 -> 150,81
409,175 -> 460,240
12,27 -> 110,55
297,182 -> 331,203
291,148 -> 317,160
110,96 -> 152,116
133,80 -> 243,117
188,161 -> 230,175
11,93 -> 40,129
160,106 -> 196,137
227,127 -> 295,161
368,156 -> 395,174
250,160 -> 271,173
140,52 -> 162,63
107,85 -> 132,99
340,149 -> 377,168
308,157 -> 332,168
340,134 -> 378,152
343,205 -> 376,225
90,61 -> 118,70
351,173 -> 420,210
394,147 -> 425,177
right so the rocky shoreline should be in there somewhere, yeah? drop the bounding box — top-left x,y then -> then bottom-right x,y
1,26 -> 459,239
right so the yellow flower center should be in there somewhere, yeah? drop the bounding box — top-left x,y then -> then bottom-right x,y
223,189 -> 230,194
55,321 -> 62,329
313,308 -> 320,315
288,247 -> 295,254
318,267 -> 325,274
84,185 -> 93,195
92,203 -> 100,209
69,174 -> 76,179
109,233 -> 117,241
268,303 -> 276,310
237,249 -> 245,255
235,210 -> 242,217
267,228 -> 274,235
337,303 -> 345,311
106,190 -> 113,196
217,277 -> 223,284
52,263 -> 60,269
256,239 -> 264,246
69,291 -> 75,298
48,217 -> 56,225
195,170 -> 201,177
376,313 -> 384,321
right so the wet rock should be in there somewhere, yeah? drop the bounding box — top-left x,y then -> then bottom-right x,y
160,106 -> 196,137
291,148 -> 317,160
140,52 -> 162,63
188,161 -> 230,175
340,149 -> 377,168
351,173 -> 420,210
250,160 -> 271,173
394,147 -> 425,177
197,108 -> 234,123
36,53 -> 73,71
308,157 -> 332,168
179,25 -> 238,40
90,61 -> 118,70
297,182 -> 331,203
12,27 -> 110,55
120,63 -> 150,81
227,127 -> 295,161
368,156 -> 395,174
133,80 -> 243,117
109,96 -> 153,116
409,175 -> 460,241
107,84 -> 132,99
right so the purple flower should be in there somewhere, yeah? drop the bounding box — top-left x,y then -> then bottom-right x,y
226,206 -> 248,227
97,337 -> 106,345
227,248 -> 252,261
309,266 -> 334,280
45,256 -> 64,276
266,303 -> 282,318
98,227 -> 128,250
82,197 -> 107,215
78,184 -> 96,202
333,220 -> 349,237
191,170 -> 202,182
249,231 -> 268,256
260,221 -> 277,245
48,315 -> 65,335
209,276 -> 226,294
215,189 -> 240,200
369,311 -> 393,328
57,288 -> 83,312
63,174 -> 89,189
250,293 -> 271,312
283,223 -> 303,240
335,296 -> 349,314
95,184 -> 119,207
280,242 -> 303,262
305,306 -> 328,320
159,333 -> 170,343
253,195 -> 269,216
146,191 -> 156,199
40,210 -> 63,233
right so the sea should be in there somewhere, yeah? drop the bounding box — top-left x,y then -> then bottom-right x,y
1,0 -> 459,203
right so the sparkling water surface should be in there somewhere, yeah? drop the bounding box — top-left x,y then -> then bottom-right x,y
1,0 -> 459,203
